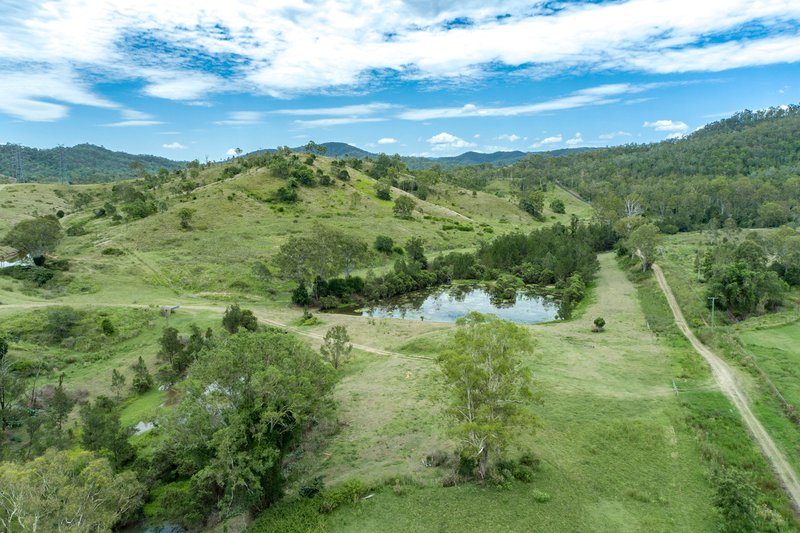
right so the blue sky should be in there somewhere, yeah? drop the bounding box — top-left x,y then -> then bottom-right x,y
0,0 -> 799,161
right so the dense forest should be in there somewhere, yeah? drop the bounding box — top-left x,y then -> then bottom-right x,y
438,105 -> 800,231
0,143 -> 185,184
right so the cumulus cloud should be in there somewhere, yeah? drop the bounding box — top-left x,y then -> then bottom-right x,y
2,1 -> 800,120
644,119 -> 689,132
427,132 -> 476,152
378,137 -> 398,144
531,135 -> 563,148
665,132 -> 685,140
497,133 -> 521,142
163,141 -> 187,149
565,133 -> 583,146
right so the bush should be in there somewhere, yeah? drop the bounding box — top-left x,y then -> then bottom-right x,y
299,477 -> 325,498
425,450 -> 451,467
375,235 -> 394,253
531,489 -> 551,503
143,480 -> 209,529
0,265 -> 54,287
46,306 -> 81,343
550,198 -> 565,214
65,224 -> 88,236
319,478 -> 370,513
593,317 -> 605,332
101,247 -> 125,256
101,318 -> 116,336
249,498 -> 321,533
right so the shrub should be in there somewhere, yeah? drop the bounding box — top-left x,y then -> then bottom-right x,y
249,498 -> 321,533
291,283 -> 310,307
46,306 -> 81,343
299,477 -> 325,498
425,450 -> 451,467
319,478 -> 369,513
593,317 -> 605,332
531,489 -> 551,503
550,198 -> 565,214
65,224 -> 88,236
101,247 -> 125,256
374,235 -> 394,253
101,318 -> 116,336
375,180 -> 392,201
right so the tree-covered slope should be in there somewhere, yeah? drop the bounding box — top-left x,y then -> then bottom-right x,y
493,104 -> 800,230
0,143 -> 185,184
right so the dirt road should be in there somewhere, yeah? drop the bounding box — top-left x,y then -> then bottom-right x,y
652,263 -> 800,511
0,301 -> 427,361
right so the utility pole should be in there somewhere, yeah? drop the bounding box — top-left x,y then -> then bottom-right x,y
14,144 -> 24,183
58,144 -> 65,184
708,296 -> 718,328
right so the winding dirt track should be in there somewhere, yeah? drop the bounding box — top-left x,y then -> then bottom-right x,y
0,302 -> 427,361
652,263 -> 800,512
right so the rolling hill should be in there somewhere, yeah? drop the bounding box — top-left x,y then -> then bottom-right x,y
0,143 -> 185,184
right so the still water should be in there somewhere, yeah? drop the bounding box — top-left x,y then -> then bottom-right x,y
360,285 -> 560,324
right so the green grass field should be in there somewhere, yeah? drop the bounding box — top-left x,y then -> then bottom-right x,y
3,165 -> 798,532
251,254 -> 731,532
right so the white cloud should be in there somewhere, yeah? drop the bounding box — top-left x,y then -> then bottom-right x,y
215,111 -> 266,126
293,117 -> 385,128
2,0 -> 800,120
0,68 -> 117,121
226,148 -> 241,156
163,141 -> 187,149
497,133 -> 521,142
473,134 -> 481,138
103,120 -> 164,127
377,137 -> 398,144
530,134 -> 563,149
427,132 -> 476,152
272,103 -> 395,116
644,119 -> 689,132
398,83 -> 662,120
665,132 -> 685,140
599,130 -> 632,140
565,133 -> 583,146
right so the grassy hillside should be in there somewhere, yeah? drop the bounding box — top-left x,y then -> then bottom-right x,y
2,149 -> 797,532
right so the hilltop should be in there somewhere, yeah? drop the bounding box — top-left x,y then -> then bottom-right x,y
0,143 -> 185,184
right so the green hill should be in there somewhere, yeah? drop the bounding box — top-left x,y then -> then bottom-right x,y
455,104 -> 800,231
0,143 -> 185,184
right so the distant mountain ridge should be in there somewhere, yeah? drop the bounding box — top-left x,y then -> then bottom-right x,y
0,143 -> 185,184
284,142 -> 591,169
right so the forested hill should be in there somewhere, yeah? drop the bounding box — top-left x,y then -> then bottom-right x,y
506,104 -> 800,231
0,143 -> 185,184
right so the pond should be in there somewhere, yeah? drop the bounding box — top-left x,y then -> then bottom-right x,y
357,285 -> 561,324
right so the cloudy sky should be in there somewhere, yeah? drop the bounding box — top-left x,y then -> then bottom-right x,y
0,0 -> 799,160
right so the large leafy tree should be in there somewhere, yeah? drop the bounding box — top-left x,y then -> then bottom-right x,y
2,215 -> 63,265
0,449 -> 144,532
160,330 -> 335,514
627,223 -> 661,272
437,312 -> 538,480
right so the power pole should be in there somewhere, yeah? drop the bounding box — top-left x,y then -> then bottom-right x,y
708,296 -> 718,328
14,144 -> 24,183
58,144 -> 65,184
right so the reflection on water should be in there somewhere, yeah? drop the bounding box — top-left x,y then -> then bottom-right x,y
361,285 -> 560,324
